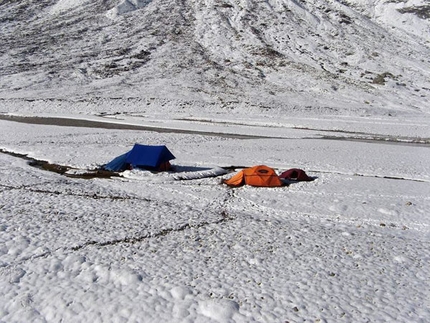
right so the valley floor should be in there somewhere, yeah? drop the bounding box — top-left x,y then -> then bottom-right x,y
0,106 -> 429,322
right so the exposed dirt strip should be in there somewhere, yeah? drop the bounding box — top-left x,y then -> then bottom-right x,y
0,148 -> 118,179
1,114 -> 429,146
0,115 -> 266,139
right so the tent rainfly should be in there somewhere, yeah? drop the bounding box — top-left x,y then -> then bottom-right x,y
279,168 -> 313,181
223,165 -> 283,187
104,144 -> 175,171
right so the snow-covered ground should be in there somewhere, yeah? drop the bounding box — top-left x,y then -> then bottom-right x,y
1,109 -> 429,322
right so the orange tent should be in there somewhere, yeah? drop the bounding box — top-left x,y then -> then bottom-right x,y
223,165 -> 283,187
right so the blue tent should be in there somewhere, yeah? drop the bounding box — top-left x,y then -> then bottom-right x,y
104,144 -> 175,171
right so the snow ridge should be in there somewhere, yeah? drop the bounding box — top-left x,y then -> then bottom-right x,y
107,0 -> 153,18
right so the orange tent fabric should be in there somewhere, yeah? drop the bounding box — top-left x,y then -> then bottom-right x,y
223,165 -> 283,187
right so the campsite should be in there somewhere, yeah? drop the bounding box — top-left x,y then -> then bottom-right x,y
0,108 -> 429,322
1,0 -> 430,322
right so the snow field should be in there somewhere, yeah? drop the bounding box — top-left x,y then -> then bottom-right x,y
1,117 -> 429,322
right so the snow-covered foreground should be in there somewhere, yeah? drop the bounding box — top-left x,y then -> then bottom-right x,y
1,115 -> 429,322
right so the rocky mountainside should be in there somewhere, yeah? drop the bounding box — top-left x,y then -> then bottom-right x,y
0,0 -> 429,114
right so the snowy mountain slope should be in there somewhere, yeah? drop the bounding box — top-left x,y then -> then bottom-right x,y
0,0 -> 429,114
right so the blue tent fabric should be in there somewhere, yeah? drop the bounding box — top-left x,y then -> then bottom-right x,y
104,144 -> 175,171
104,152 -> 129,172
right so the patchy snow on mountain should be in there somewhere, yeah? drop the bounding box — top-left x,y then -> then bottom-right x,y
106,0 -> 153,19
49,0 -> 90,15
1,0 -> 429,113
